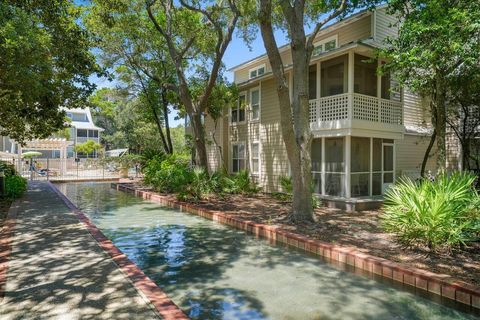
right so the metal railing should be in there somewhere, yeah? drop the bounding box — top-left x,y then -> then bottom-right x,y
0,157 -> 140,181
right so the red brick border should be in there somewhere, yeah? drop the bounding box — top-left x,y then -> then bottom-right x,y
114,183 -> 480,310
48,182 -> 189,320
0,199 -> 19,301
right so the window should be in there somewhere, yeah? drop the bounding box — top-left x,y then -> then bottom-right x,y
77,129 -> 88,137
250,142 -> 260,174
312,35 -> 338,57
250,88 -> 260,121
71,113 -> 88,122
381,72 -> 402,102
351,137 -> 370,197
249,65 -> 265,79
354,54 -> 377,97
232,143 -> 246,173
309,65 -> 317,100
321,55 -> 347,97
231,94 -> 246,123
88,130 -> 98,138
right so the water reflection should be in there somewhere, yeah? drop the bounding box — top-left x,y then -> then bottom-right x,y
59,183 -> 478,320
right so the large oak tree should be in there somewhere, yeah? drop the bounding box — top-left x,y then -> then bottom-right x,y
256,0 -> 376,222
0,1 -> 99,144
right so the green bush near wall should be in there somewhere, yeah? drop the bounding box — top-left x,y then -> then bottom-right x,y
143,155 -> 260,201
1,160 -> 27,199
5,175 -> 27,199
382,172 -> 480,251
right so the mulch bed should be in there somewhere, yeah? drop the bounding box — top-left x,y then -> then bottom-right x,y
136,185 -> 480,287
0,198 -> 12,227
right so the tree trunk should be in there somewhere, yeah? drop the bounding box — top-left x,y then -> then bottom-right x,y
190,112 -> 208,171
258,0 -> 313,222
161,89 -> 174,154
435,79 -> 447,172
421,129 -> 436,177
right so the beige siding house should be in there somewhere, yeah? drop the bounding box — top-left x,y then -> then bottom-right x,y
203,6 -> 460,208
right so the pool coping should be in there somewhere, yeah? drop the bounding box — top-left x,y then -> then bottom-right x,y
113,182 -> 480,310
47,182 -> 189,320
0,198 -> 20,302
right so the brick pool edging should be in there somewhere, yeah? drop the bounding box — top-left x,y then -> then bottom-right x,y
47,182 -> 189,320
0,199 -> 20,301
113,183 -> 480,310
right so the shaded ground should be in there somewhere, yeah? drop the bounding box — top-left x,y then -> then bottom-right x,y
0,197 -> 12,225
137,185 -> 480,287
1,182 -> 160,320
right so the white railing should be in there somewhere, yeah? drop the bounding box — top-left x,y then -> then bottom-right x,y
309,93 -> 349,123
309,93 -> 403,126
76,137 -> 99,144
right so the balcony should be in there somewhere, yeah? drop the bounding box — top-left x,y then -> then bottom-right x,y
76,137 -> 99,144
309,93 -> 403,136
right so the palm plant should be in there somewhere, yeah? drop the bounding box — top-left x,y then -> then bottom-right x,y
383,172 -> 480,250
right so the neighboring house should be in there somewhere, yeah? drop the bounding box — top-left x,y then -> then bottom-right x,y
202,6 -> 461,209
0,107 -> 104,159
64,107 -> 104,158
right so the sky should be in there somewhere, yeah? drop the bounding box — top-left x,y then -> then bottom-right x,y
85,6 -> 290,127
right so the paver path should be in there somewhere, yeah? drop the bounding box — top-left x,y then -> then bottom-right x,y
1,182 -> 160,320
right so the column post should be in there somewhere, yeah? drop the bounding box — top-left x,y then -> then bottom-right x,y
377,59 -> 382,122
321,137 -> 326,195
345,135 -> 351,198
347,51 -> 355,121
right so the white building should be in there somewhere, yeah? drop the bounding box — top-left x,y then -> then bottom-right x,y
0,107 -> 104,159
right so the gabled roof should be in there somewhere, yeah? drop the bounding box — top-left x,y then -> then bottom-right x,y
227,6 -> 382,72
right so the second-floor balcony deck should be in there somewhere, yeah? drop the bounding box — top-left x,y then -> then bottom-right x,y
305,49 -> 404,138
309,93 -> 403,134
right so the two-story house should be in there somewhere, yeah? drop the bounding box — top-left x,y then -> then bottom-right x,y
201,6 -> 461,210
0,107 -> 104,159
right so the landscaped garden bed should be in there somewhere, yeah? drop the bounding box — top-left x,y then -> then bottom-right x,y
130,182 -> 480,288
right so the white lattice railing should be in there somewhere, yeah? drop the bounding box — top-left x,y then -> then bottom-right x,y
309,93 -> 349,123
380,98 -> 403,125
309,93 -> 403,126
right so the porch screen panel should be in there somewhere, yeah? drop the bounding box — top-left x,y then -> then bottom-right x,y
311,139 -> 322,194
354,54 -> 377,97
372,138 -> 382,195
351,137 -> 370,197
325,137 -> 344,197
321,55 -> 347,97
309,65 -> 317,100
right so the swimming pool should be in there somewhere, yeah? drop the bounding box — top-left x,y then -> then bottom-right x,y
57,182 -> 478,320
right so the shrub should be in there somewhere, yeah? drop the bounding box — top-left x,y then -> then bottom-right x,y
276,176 -> 320,208
180,167 -> 212,201
0,160 -> 16,177
382,172 -> 480,250
222,170 -> 260,195
5,175 -> 27,199
143,155 -> 192,193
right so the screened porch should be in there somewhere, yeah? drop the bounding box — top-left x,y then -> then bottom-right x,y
311,136 -> 395,199
308,50 -> 403,136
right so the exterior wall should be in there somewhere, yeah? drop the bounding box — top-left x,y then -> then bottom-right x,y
403,90 -> 429,129
374,7 -> 399,45
204,115 -> 224,173
446,131 -> 461,171
234,14 -> 372,84
395,134 -> 437,178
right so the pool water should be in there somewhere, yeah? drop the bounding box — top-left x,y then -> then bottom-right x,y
58,182 -> 479,320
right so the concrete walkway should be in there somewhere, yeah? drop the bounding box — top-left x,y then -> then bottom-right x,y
1,182 -> 160,320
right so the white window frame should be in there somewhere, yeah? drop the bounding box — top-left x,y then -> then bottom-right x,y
250,141 -> 261,175
230,92 -> 247,125
312,35 -> 338,57
248,64 -> 266,79
231,142 -> 246,173
249,86 -> 261,122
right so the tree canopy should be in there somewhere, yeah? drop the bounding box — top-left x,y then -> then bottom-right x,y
382,0 -> 480,172
0,1 -> 100,144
